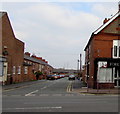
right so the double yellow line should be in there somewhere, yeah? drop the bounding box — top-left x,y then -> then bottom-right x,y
67,82 -> 73,92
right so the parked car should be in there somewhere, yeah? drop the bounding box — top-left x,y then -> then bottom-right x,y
68,75 -> 75,80
47,75 -> 60,80
47,75 -> 53,80
53,75 -> 60,79
59,75 -> 65,78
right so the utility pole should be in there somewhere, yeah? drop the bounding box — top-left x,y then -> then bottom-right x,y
80,54 -> 82,74
77,59 -> 79,74
77,59 -> 80,80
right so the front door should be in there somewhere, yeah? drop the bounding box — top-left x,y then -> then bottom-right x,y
3,62 -> 8,84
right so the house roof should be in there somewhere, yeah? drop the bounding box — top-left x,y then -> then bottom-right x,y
24,54 -> 53,68
94,12 -> 120,34
53,68 -> 77,73
24,54 -> 47,65
84,11 -> 120,51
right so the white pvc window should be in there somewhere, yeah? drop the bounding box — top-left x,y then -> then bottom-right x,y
24,66 -> 28,74
119,46 -> 120,57
0,62 -> 3,76
39,64 -> 42,71
113,40 -> 120,58
17,66 -> 21,75
13,66 -> 16,75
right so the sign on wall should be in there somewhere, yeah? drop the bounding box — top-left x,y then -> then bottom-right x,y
98,61 -> 107,68
108,62 -> 120,67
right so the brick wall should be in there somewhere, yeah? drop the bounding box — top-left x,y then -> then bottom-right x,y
2,12 -> 24,84
84,15 -> 120,88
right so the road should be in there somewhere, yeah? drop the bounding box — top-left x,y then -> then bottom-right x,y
2,77 -> 119,112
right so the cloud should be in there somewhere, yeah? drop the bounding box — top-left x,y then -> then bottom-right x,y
91,2 -> 118,18
1,0 -> 119,2
2,2 -> 118,69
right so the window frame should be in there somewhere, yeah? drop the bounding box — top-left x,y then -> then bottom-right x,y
13,66 -> 16,75
17,66 -> 21,75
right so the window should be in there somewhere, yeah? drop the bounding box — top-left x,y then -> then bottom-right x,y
24,66 -> 28,74
13,66 -> 16,75
115,80 -> 117,86
0,61 -> 3,76
119,46 -> 120,57
17,66 -> 21,74
39,64 -> 42,71
114,46 -> 117,57
113,40 -> 120,58
118,68 -> 120,78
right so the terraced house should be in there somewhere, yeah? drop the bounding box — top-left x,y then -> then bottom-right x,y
24,52 -> 53,81
84,4 -> 120,89
0,12 -> 25,85
0,12 -> 53,85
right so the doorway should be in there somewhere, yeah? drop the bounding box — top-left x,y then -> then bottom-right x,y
113,67 -> 120,87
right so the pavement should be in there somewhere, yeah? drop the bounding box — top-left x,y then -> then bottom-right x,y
72,80 -> 120,95
2,80 -> 46,90
73,87 -> 120,95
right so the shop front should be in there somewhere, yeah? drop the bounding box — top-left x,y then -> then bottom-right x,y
95,58 -> 120,88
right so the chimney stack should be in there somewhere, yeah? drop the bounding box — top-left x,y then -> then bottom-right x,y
31,54 -> 36,58
103,18 -> 110,24
25,52 -> 31,56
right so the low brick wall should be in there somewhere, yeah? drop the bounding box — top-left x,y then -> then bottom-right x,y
98,83 -> 114,89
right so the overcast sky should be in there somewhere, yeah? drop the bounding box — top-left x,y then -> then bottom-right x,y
1,1 -> 118,69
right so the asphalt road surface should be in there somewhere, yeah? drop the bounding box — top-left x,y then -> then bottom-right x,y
2,77 -> 119,112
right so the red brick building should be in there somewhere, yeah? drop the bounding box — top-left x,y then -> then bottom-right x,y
24,52 -> 53,80
1,12 -> 24,84
0,12 -> 53,85
84,7 -> 120,88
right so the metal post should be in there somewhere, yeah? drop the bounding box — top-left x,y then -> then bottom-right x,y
80,54 -> 82,74
77,59 -> 79,78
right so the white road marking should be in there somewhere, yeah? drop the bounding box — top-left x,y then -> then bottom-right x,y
65,94 -> 74,96
39,94 -> 49,96
52,94 -> 62,96
25,90 -> 38,96
41,86 -> 47,90
5,106 -> 62,110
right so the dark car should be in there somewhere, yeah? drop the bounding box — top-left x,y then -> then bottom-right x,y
68,75 -> 75,80
47,75 -> 55,80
